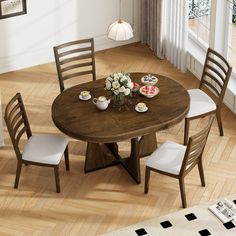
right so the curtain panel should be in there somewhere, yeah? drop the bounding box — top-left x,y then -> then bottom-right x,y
141,0 -> 188,72
141,0 -> 164,59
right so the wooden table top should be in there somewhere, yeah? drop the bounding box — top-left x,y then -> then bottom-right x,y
51,73 -> 190,143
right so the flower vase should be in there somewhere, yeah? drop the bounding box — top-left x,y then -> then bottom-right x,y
113,93 -> 126,106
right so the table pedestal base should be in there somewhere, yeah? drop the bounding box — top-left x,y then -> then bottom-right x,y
84,133 -> 157,184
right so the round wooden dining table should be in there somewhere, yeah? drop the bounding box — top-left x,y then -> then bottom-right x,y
51,72 -> 190,184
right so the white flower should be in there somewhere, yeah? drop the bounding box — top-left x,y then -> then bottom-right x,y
124,88 -> 130,96
127,82 -> 134,89
105,81 -> 111,90
120,77 -> 127,83
125,76 -> 131,83
118,72 -> 123,78
119,86 -> 126,93
114,74 -> 119,80
114,89 -> 120,95
106,76 -> 113,82
112,81 -> 120,89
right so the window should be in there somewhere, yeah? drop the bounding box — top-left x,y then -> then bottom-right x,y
188,0 -> 211,46
226,0 -> 236,68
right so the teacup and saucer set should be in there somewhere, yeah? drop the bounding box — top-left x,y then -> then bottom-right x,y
79,91 -> 91,100
135,102 -> 148,113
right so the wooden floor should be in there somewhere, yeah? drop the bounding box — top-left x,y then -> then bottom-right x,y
0,43 -> 236,235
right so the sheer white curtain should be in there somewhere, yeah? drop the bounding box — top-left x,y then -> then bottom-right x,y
141,0 -> 188,72
163,0 -> 188,72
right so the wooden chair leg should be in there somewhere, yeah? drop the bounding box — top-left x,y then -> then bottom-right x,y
54,166 -> 60,193
14,161 -> 22,189
184,118 -> 190,145
144,166 -> 151,194
216,109 -> 224,136
198,158 -> 205,187
64,145 -> 70,171
179,178 -> 187,208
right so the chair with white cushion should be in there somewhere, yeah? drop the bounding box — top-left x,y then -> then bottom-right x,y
145,117 -> 214,208
184,48 -> 232,145
4,93 -> 70,193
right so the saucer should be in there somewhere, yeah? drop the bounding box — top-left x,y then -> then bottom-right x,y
135,105 -> 148,113
79,94 -> 91,101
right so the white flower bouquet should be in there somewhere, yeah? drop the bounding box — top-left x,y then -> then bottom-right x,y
105,72 -> 134,96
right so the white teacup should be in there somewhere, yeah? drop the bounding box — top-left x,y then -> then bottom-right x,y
136,102 -> 147,111
80,91 -> 90,99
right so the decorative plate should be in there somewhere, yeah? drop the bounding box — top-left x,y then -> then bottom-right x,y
141,74 -> 158,85
139,85 -> 159,98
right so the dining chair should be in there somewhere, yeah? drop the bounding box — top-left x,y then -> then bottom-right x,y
4,93 -> 70,193
53,38 -> 96,93
145,117 -> 214,208
184,47 -> 232,145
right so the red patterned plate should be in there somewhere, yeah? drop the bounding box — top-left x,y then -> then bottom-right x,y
139,85 -> 160,98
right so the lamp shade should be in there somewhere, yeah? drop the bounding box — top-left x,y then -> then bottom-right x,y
108,20 -> 134,41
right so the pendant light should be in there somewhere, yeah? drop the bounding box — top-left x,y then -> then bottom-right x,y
107,0 -> 134,41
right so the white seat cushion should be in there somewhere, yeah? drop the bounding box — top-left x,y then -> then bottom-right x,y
22,135 -> 68,165
146,141 -> 186,175
186,89 -> 216,118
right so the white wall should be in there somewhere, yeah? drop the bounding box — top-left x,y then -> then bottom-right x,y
0,0 -> 141,73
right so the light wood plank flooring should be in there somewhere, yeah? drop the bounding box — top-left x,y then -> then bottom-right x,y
0,43 -> 236,235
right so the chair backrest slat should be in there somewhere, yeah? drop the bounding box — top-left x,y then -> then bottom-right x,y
201,79 -> 221,97
205,64 -> 225,83
205,71 -> 223,89
58,46 -> 92,58
54,38 -> 96,93
15,126 -> 27,145
61,62 -> 93,73
4,93 -> 32,160
8,103 -> 21,121
13,118 -> 24,137
59,53 -> 93,65
10,110 -> 24,128
200,48 -> 232,105
63,70 -> 94,81
207,57 -> 227,75
180,117 -> 214,175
